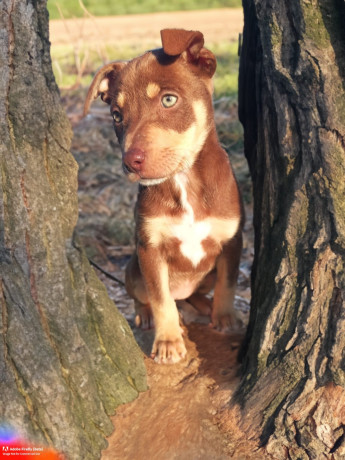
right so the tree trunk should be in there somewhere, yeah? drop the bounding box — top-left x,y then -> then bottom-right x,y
238,0 -> 345,458
0,1 -> 146,458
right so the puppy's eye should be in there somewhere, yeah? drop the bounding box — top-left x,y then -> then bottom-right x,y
112,110 -> 123,123
161,94 -> 178,108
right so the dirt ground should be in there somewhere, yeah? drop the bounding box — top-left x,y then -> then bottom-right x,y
49,8 -> 244,48
102,325 -> 260,460
50,9 -> 263,460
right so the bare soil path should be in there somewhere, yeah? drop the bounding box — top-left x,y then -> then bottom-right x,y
103,325 -> 249,460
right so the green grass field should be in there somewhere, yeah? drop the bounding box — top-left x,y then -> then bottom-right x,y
48,0 -> 242,20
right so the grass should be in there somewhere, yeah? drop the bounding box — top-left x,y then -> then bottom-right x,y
48,0 -> 242,20
51,40 -> 240,98
212,41 -> 240,98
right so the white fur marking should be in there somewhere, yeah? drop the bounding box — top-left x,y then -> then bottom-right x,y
171,174 -> 210,266
144,214 -> 239,250
139,177 -> 168,186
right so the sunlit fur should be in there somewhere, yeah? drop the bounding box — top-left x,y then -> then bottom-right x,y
84,29 -> 244,364
146,82 -> 161,99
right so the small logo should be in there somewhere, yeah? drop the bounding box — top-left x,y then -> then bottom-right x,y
2,446 -> 9,451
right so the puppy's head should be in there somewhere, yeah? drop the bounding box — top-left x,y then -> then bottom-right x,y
84,29 -> 217,185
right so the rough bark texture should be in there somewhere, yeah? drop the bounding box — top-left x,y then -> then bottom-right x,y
0,1 -> 146,459
238,0 -> 345,458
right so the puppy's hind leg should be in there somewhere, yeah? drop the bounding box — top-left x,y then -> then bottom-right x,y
186,270 -> 216,316
125,253 -> 154,330
211,231 -> 243,332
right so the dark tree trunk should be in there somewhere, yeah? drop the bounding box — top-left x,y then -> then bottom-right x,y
0,1 -> 146,458
238,0 -> 345,457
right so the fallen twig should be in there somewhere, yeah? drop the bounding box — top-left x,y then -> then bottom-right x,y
89,258 -> 125,286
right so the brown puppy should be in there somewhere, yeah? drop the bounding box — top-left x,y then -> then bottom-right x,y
84,29 -> 243,364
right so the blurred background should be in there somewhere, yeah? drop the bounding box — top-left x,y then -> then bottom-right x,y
48,0 -> 252,322
49,0 -> 242,18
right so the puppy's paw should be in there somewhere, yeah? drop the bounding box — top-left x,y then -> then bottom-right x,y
134,304 -> 154,330
211,311 -> 242,333
186,293 -> 212,316
151,333 -> 187,364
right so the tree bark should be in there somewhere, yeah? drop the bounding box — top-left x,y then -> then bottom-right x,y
238,0 -> 345,458
0,1 -> 146,458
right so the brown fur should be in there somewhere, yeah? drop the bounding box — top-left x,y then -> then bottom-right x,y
84,29 -> 244,364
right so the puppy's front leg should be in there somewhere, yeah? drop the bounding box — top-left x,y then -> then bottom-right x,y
212,231 -> 243,332
138,245 -> 187,364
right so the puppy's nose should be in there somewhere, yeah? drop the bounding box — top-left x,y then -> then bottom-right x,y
124,148 -> 145,173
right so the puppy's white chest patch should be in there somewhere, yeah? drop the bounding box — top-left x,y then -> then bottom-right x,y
143,174 -> 240,266
172,174 -> 209,266
171,212 -> 211,266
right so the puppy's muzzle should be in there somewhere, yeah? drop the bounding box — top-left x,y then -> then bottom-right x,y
123,148 -> 145,174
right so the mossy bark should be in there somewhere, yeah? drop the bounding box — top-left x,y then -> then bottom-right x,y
238,0 -> 345,458
0,1 -> 146,458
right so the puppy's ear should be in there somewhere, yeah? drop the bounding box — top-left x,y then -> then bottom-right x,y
160,29 -> 216,78
161,29 -> 204,58
83,61 -> 127,116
